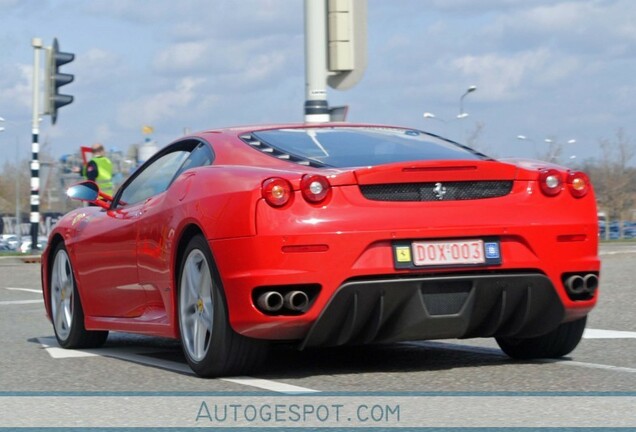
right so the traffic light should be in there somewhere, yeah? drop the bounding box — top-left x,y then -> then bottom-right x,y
45,38 -> 74,125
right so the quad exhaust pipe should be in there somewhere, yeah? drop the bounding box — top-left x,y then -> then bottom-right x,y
256,290 -> 310,314
256,291 -> 284,312
284,290 -> 310,312
583,274 -> 599,292
564,273 -> 598,297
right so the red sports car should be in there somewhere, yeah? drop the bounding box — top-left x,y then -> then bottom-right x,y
41,124 -> 600,377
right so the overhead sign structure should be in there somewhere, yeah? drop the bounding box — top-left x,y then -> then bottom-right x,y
304,0 -> 367,123
327,0 -> 367,90
45,38 -> 75,125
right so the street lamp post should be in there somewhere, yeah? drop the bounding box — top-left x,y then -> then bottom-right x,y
423,86 -> 477,140
517,135 -> 576,162
458,85 -> 477,119
422,112 -> 447,122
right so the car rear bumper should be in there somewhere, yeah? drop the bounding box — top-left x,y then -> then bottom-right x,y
300,272 -> 563,348
211,228 -> 599,344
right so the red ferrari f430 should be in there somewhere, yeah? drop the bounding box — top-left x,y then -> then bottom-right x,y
41,124 -> 600,377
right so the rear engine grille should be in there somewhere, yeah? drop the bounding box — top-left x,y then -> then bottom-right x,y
359,181 -> 513,201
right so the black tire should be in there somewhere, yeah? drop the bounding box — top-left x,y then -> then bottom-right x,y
49,242 -> 109,349
177,234 -> 268,377
496,316 -> 587,359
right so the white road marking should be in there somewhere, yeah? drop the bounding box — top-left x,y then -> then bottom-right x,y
36,336 -> 320,393
0,299 -> 42,305
37,337 -> 99,358
6,287 -> 41,294
599,248 -> 636,256
537,359 -> 636,374
221,377 -> 319,394
584,328 -> 636,339
407,339 -> 636,373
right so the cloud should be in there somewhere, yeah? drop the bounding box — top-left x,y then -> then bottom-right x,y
481,1 -> 636,57
75,48 -> 127,86
449,48 -> 579,101
0,64 -> 33,112
153,42 -> 208,72
116,77 -> 206,129
152,33 -> 302,93
94,123 -> 115,144
83,0 -> 300,39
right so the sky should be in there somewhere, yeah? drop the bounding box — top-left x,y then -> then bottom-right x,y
1,0 -> 635,167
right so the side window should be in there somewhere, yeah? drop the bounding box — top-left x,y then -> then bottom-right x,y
118,150 -> 189,206
173,142 -> 214,178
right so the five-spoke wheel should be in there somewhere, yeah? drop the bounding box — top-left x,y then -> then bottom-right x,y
49,242 -> 108,349
178,234 -> 267,377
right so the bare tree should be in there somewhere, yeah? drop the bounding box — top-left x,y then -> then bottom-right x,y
590,128 -> 635,239
0,160 -> 30,215
538,137 -> 563,164
464,121 -> 496,156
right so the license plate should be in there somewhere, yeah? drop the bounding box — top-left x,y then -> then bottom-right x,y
411,239 -> 485,266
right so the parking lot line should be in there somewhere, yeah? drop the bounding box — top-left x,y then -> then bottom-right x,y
406,340 -> 636,374
36,336 -> 320,393
6,287 -> 42,294
584,328 -> 636,339
0,299 -> 42,305
537,359 -> 636,374
221,377 -> 319,394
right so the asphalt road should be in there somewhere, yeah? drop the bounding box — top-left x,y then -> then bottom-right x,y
1,243 -> 634,428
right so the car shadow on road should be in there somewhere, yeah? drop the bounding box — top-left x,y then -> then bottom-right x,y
257,340 -> 515,379
32,333 -> 548,379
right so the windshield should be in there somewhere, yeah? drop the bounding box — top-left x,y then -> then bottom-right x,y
250,127 -> 488,168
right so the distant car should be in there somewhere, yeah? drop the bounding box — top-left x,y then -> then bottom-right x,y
41,124 -> 600,377
1,234 -> 19,251
20,237 -> 48,254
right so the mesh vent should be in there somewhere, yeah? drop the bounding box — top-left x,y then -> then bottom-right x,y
420,281 -> 471,315
360,181 -> 513,201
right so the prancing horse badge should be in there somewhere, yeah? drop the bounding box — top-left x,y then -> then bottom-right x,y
433,182 -> 447,200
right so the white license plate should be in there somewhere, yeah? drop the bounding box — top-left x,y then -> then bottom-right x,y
412,239 -> 485,266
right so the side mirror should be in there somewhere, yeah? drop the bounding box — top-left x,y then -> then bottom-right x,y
67,181 -> 99,202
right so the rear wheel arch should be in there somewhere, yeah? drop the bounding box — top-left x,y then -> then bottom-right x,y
46,234 -> 65,278
175,232 -> 268,376
172,224 -> 222,328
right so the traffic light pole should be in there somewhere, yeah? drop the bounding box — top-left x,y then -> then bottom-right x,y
31,38 -> 43,252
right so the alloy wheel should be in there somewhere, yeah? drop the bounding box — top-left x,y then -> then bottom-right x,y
51,249 -> 74,341
179,249 -> 214,362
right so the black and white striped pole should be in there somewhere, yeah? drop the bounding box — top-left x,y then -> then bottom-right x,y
30,38 -> 43,252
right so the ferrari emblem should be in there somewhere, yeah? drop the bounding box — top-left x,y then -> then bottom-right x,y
396,246 -> 411,263
433,182 -> 447,200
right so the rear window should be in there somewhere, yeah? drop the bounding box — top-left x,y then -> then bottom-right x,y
249,127 -> 488,168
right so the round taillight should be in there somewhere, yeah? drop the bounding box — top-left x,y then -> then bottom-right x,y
567,171 -> 590,198
300,174 -> 331,203
539,169 -> 564,196
262,178 -> 292,207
